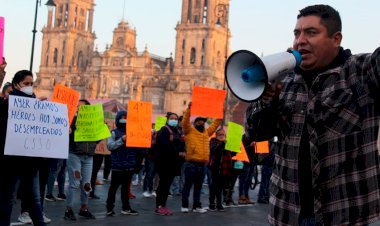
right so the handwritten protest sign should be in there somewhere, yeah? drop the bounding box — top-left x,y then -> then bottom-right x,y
255,141 -> 270,154
0,17 -> 4,64
232,143 -> 250,162
154,116 -> 167,131
225,122 -> 243,152
4,96 -> 69,159
191,86 -> 226,119
51,84 -> 80,126
74,103 -> 111,142
126,101 -> 152,148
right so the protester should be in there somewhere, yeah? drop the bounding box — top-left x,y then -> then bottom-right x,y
45,159 -> 67,201
245,4 -> 380,225
170,115 -> 185,196
106,110 -> 139,217
208,128 -> 233,211
257,139 -> 275,204
64,99 -> 99,221
237,134 -> 256,205
154,112 -> 185,215
142,128 -> 158,198
181,102 -> 222,213
1,82 -> 12,100
0,70 -> 46,226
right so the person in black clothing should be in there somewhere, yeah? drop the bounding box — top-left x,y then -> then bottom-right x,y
0,70 -> 46,226
155,112 -> 185,215
208,128 -> 234,211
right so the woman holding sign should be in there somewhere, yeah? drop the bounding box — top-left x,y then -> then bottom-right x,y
0,70 -> 47,226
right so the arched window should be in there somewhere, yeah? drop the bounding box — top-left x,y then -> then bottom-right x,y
190,48 -> 196,64
77,51 -> 83,68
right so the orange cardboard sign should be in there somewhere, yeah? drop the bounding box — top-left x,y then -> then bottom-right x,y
232,142 -> 250,163
126,101 -> 152,148
191,86 -> 226,119
255,141 -> 270,154
51,84 -> 80,126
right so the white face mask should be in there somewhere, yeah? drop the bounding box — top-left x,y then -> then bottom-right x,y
20,86 -> 34,95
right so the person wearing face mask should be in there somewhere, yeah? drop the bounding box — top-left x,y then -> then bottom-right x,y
154,112 -> 185,215
181,102 -> 222,214
105,110 -> 139,217
0,70 -> 47,226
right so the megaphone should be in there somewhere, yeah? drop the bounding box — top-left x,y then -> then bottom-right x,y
225,50 -> 302,102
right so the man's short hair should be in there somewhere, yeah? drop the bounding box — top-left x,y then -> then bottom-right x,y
298,4 -> 342,37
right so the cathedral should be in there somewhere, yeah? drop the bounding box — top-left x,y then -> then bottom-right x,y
35,0 -> 233,117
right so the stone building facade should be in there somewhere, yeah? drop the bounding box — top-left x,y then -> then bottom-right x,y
35,0 -> 231,116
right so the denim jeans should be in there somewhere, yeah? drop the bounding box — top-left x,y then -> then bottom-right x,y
143,158 -> 156,192
46,159 -> 66,195
66,153 -> 93,208
258,164 -> 272,203
0,170 -> 46,226
181,161 -> 207,208
238,163 -> 252,197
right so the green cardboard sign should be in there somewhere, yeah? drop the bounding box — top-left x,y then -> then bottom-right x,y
74,103 -> 111,141
225,122 -> 243,153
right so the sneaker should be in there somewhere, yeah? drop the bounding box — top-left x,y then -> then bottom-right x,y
192,207 -> 207,214
89,193 -> 100,199
45,194 -> 56,202
208,204 -> 216,211
163,207 -> 173,215
56,193 -> 67,201
106,210 -> 115,217
43,213 -> 52,223
180,207 -> 189,213
143,191 -> 152,198
78,209 -> 96,219
151,191 -> 157,197
121,209 -> 139,215
216,205 -> 225,212
64,209 -> 77,221
155,206 -> 168,216
18,212 -> 32,224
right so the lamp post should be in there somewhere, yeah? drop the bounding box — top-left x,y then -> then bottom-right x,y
215,3 -> 229,127
30,0 -> 56,72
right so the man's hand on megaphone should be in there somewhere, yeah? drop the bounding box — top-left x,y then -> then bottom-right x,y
262,82 -> 283,103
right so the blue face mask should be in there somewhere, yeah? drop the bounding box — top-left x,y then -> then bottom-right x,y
168,119 -> 178,127
119,119 -> 127,123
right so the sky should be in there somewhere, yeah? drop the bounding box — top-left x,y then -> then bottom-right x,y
1,0 -> 379,86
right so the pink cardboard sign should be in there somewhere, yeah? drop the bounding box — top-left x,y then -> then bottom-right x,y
0,17 -> 4,64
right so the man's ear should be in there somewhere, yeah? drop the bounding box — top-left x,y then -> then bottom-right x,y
333,31 -> 342,47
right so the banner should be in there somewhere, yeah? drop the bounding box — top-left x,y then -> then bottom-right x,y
191,86 -> 226,119
126,101 -> 152,148
4,96 -> 69,159
225,122 -> 243,152
51,84 -> 80,126
154,116 -> 167,131
74,103 -> 111,142
0,17 -> 4,64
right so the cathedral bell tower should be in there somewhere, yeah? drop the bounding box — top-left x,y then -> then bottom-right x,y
166,0 -> 230,114
35,0 -> 96,98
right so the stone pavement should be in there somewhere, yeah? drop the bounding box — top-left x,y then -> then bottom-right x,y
11,178 -> 270,226
10,177 -> 380,226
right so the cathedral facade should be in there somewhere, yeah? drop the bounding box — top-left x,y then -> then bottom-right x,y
35,0 -> 230,116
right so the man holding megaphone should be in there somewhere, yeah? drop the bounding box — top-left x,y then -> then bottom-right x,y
240,4 -> 380,226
